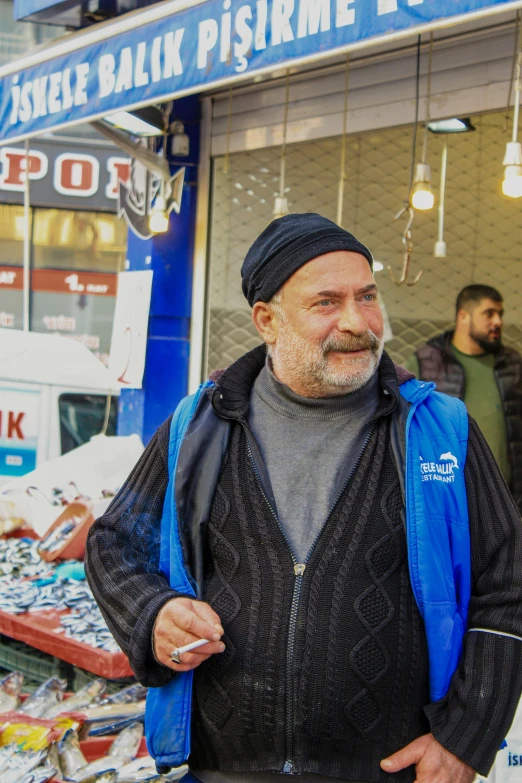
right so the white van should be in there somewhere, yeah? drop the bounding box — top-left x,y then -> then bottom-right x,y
0,330 -> 118,483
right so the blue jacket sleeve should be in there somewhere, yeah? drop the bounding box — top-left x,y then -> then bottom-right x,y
425,416 -> 522,775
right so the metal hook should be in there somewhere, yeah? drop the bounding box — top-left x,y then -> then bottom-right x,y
388,205 -> 423,286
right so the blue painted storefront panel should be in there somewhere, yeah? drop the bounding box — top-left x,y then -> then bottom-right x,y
116,96 -> 199,444
2,0 -> 522,144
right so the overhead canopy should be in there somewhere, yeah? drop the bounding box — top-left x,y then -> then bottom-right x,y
1,0 -> 522,146
15,0 -> 96,27
0,329 -> 118,391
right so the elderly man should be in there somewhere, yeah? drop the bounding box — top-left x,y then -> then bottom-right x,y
86,214 -> 522,783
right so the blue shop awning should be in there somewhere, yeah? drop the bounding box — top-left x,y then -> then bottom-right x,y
2,0 -> 522,146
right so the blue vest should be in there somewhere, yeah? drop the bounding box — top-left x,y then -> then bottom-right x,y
145,378 -> 471,769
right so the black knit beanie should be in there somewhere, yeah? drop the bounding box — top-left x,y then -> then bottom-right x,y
241,213 -> 373,307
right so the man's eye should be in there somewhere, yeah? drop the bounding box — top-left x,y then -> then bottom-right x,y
318,299 -> 332,306
363,294 -> 375,302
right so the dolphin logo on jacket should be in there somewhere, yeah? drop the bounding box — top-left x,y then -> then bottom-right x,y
439,452 -> 459,470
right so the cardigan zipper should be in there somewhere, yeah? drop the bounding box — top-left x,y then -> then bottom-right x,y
244,421 -> 375,775
244,432 -> 300,773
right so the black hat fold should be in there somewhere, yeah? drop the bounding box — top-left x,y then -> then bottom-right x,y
241,213 -> 373,307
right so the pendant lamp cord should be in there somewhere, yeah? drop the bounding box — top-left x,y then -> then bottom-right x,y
504,11 -> 522,134
337,54 -> 350,227
279,70 -> 290,201
511,18 -> 522,143
407,35 -> 422,198
223,86 -> 233,175
421,33 -> 433,165
391,36 -> 423,287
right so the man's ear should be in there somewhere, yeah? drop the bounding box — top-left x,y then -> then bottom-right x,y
252,301 -> 279,347
457,308 -> 470,328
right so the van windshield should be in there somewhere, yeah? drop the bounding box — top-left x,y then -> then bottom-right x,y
58,394 -> 118,455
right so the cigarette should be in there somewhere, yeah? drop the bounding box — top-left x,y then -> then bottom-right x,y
177,638 -> 210,654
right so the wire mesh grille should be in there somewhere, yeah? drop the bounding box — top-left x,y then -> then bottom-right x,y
207,109 -> 522,373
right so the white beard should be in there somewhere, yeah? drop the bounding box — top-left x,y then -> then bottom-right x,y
268,325 -> 384,398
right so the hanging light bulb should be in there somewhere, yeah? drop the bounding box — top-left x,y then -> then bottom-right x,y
274,71 -> 291,219
429,114 -> 474,257
434,140 -> 448,257
502,15 -> 522,198
273,196 -> 289,219
410,34 -> 435,212
149,135 -> 171,234
502,141 -> 522,197
411,162 -> 435,210
149,192 -> 169,234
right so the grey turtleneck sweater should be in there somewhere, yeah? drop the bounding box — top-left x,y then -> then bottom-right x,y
194,363 -> 381,783
249,361 -> 381,563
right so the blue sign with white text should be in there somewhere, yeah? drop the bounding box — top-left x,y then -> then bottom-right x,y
1,0 -> 521,144
0,446 -> 37,477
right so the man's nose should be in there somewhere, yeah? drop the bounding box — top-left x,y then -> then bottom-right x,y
336,301 -> 367,334
492,313 -> 502,328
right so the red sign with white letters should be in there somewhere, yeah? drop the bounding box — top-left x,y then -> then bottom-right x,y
32,270 -> 118,296
0,267 -> 23,290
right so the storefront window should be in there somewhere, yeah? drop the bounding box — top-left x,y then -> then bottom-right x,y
0,204 -> 26,266
0,205 -> 126,363
0,204 -> 27,329
59,393 -> 117,455
30,209 -> 126,365
32,209 -> 126,272
207,110 -> 522,373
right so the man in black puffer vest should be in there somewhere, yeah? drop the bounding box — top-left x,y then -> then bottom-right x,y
405,284 -> 522,514
87,218 -> 522,783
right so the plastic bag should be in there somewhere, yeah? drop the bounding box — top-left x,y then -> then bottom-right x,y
0,499 -> 25,536
0,435 -> 143,537
0,712 -> 83,750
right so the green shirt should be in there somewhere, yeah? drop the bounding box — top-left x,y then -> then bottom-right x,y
404,346 -> 511,484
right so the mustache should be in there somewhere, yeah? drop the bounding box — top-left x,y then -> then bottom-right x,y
321,331 -> 381,353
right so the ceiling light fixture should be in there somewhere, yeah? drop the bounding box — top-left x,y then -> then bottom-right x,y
91,120 -> 171,181
434,141 -> 448,257
104,106 -> 165,137
427,115 -> 475,256
428,118 -> 476,134
149,125 -> 176,234
503,142 -> 522,197
149,192 -> 169,234
503,15 -> 522,198
274,70 -> 290,219
410,33 -> 435,212
411,162 -> 435,211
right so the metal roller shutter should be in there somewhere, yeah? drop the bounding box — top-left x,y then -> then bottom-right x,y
206,22 -> 522,373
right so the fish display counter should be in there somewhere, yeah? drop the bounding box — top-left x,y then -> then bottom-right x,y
0,539 -> 132,678
0,610 -> 132,679
0,672 -> 187,782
